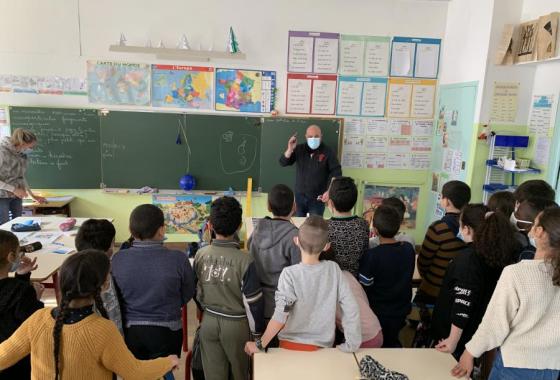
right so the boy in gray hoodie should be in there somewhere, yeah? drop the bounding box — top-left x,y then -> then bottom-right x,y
248,184 -> 301,322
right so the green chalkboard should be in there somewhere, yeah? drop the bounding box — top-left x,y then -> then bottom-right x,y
9,107 -> 101,188
259,117 -> 342,192
100,111 -> 261,190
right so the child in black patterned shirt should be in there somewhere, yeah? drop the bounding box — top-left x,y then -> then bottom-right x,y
326,177 -> 369,277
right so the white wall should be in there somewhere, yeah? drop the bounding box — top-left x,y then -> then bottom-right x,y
478,0 -> 537,125
0,0 -> 448,113
438,0 -> 494,86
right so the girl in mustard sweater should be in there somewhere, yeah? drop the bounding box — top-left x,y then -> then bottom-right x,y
0,249 -> 178,380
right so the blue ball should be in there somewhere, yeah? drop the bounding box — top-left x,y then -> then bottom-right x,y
179,174 -> 196,191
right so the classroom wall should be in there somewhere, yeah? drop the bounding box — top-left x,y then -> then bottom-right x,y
0,0 -> 448,114
1,0 -> 449,243
521,0 -> 560,188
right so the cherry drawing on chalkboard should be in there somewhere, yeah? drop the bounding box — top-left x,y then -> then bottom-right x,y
219,130 -> 257,175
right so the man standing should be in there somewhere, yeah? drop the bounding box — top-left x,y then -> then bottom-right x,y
279,125 -> 341,217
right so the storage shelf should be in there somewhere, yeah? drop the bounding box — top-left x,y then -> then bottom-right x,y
109,45 -> 247,61
486,160 -> 541,174
515,56 -> 560,66
483,184 -> 516,193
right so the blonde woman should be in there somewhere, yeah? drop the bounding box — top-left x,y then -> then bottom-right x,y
0,129 -> 45,224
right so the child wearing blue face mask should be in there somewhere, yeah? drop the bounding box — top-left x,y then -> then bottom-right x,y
279,125 -> 342,217
431,204 -> 521,360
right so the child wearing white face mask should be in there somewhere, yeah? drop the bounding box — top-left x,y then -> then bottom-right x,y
512,198 -> 558,261
430,204 -> 521,360
452,207 -> 560,379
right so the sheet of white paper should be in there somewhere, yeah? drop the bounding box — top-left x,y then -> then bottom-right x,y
365,153 -> 387,169
337,80 -> 363,115
288,36 -> 314,72
411,84 -> 436,118
365,119 -> 389,135
311,79 -> 337,114
412,120 -> 434,136
410,153 -> 431,169
286,77 -> 312,113
341,152 -> 364,168
344,117 -> 365,135
386,153 -> 410,169
415,43 -> 440,78
490,82 -> 519,123
313,38 -> 339,73
361,82 -> 387,116
390,42 -> 415,76
365,136 -> 388,152
388,83 -> 413,117
45,196 -> 74,203
365,41 -> 390,77
534,137 -> 551,166
27,231 -> 63,246
412,136 -> 432,152
343,135 -> 365,153
339,39 -> 365,76
528,95 -> 555,135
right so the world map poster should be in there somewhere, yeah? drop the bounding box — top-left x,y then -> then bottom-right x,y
215,68 -> 276,113
87,61 -> 151,105
151,65 -> 214,110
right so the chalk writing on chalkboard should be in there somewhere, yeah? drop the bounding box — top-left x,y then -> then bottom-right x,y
219,131 -> 258,175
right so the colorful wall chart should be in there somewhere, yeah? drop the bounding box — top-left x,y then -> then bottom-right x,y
0,74 -> 86,95
87,61 -> 151,106
362,184 -> 420,229
390,37 -> 441,79
152,194 -> 212,234
336,76 -> 387,117
387,78 -> 437,118
339,35 -> 391,77
151,65 -> 214,110
215,69 -> 276,113
341,117 -> 433,170
288,31 -> 339,74
285,73 -> 337,115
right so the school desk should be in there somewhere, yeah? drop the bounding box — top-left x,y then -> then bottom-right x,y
253,348 -> 457,380
1,216 -> 113,303
23,195 -> 75,217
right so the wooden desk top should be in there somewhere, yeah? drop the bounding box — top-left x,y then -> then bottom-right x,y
23,196 -> 75,209
254,348 -> 456,380
2,216 -> 112,281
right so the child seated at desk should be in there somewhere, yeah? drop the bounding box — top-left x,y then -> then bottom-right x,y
245,216 -> 361,354
248,184 -> 300,331
0,250 -> 177,379
359,205 -> 415,348
327,177 -> 369,277
0,230 -> 43,380
111,204 -> 194,362
75,219 -> 123,335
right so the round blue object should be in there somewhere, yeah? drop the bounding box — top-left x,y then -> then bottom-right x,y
179,174 -> 196,191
